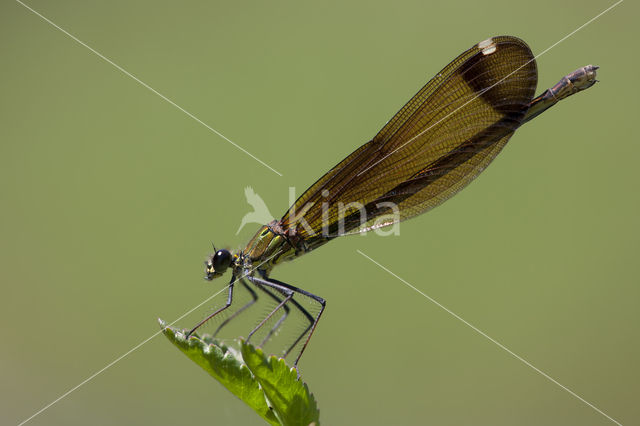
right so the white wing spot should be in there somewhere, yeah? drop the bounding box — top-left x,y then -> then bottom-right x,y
478,38 -> 497,55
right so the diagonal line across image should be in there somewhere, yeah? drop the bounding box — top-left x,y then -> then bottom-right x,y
15,0 -> 283,177
358,250 -> 623,426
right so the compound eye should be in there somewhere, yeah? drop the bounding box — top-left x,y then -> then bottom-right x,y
213,249 -> 232,272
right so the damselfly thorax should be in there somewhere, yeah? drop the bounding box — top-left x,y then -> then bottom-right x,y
237,222 -> 303,276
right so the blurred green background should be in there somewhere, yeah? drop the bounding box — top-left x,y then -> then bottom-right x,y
1,0 -> 638,425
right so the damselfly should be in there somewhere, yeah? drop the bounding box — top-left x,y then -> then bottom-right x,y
188,36 -> 598,367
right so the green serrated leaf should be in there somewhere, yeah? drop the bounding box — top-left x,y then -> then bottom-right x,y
241,340 -> 320,426
159,319 -> 279,425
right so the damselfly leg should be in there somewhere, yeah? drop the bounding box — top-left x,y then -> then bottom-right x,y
247,274 -> 326,367
187,275 -> 236,337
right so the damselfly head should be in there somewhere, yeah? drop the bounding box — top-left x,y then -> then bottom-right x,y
204,249 -> 232,280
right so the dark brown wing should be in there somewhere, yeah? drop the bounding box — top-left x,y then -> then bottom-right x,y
280,36 -> 537,249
